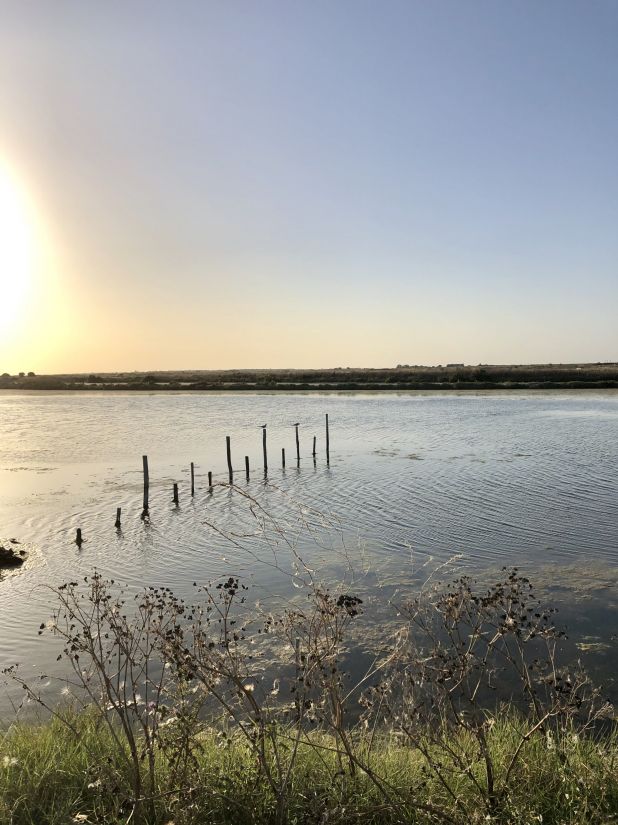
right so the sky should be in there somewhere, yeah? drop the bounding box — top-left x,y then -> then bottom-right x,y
0,0 -> 617,372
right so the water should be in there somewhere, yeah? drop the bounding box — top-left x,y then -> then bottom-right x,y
1,390 -> 617,713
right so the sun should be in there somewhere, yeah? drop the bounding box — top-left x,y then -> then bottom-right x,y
0,164 -> 34,332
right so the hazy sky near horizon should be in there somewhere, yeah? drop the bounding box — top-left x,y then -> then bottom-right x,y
1,0 -> 617,372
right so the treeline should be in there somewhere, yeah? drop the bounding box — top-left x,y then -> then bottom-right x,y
2,363 -> 618,391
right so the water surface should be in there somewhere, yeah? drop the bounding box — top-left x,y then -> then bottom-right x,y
1,390 -> 617,713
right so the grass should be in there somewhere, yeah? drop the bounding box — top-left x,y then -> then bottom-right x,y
1,709 -> 617,825
2,569 -> 616,824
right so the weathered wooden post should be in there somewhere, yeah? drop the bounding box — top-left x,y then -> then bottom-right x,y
294,423 -> 300,461
142,455 -> 150,510
75,528 -> 83,547
262,425 -> 268,474
115,507 -> 121,529
312,436 -> 316,456
173,483 -> 179,505
245,455 -> 250,481
282,447 -> 286,468
226,436 -> 233,483
208,471 -> 213,492
190,462 -> 195,496
325,414 -> 330,464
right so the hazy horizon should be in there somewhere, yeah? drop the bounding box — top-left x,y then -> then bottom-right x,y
1,1 -> 617,373
6,359 -> 618,376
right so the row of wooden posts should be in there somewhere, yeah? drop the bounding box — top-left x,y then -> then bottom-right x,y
76,415 -> 330,543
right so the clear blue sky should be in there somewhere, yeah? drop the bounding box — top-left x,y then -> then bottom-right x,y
1,0 -> 617,370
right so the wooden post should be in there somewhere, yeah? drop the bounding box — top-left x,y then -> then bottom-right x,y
115,507 -> 121,529
190,462 -> 195,496
312,436 -> 316,456
282,447 -> 286,468
325,414 -> 330,464
226,436 -> 233,483
245,455 -> 250,481
262,427 -> 268,474
208,471 -> 213,492
75,528 -> 83,547
295,423 -> 300,461
142,455 -> 149,510
173,483 -> 179,505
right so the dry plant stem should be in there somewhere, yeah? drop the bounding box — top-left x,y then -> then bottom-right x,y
4,487 -> 614,825
370,569 -> 613,821
10,575 -> 208,824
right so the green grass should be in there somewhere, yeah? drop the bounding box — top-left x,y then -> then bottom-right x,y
1,710 -> 617,825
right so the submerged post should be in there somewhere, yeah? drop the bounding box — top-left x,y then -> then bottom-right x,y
295,423 -> 300,461
190,462 -> 195,496
282,447 -> 286,468
173,483 -> 179,505
208,471 -> 213,492
226,436 -> 233,484
142,455 -> 150,510
325,414 -> 330,464
75,528 -> 83,547
245,455 -> 250,481
312,436 -> 316,456
262,426 -> 268,474
115,507 -> 121,529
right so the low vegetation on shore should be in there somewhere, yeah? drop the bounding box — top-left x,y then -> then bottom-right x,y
1,568 -> 616,824
2,710 -> 616,825
2,363 -> 618,392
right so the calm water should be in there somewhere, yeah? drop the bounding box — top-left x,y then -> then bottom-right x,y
1,390 -> 617,713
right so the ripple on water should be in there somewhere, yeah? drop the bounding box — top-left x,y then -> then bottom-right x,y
1,391 -> 618,713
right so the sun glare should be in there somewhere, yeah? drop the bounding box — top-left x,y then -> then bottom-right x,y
0,164 -> 34,334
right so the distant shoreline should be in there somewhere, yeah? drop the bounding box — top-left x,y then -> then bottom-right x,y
2,364 -> 618,392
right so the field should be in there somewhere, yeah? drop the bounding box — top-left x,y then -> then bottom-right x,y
2,363 -> 618,391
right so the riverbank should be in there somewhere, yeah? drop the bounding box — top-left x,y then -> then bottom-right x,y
2,363 -> 618,392
2,567 -> 616,825
1,710 -> 616,825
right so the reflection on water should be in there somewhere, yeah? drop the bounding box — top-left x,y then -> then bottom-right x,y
0,390 -> 617,713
